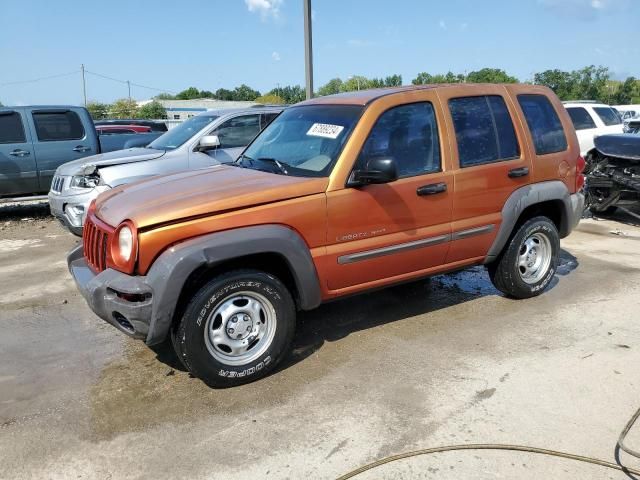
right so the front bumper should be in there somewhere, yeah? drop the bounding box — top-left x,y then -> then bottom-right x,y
67,245 -> 153,340
48,187 -> 104,236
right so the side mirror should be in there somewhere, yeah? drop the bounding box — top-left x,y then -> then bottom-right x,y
349,157 -> 398,186
197,135 -> 220,152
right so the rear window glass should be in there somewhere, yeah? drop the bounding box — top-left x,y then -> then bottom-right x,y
32,111 -> 85,141
517,95 -> 568,155
567,107 -> 597,130
449,95 -> 520,167
0,112 -> 26,144
593,107 -> 622,126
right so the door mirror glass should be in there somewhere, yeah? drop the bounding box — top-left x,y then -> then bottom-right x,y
197,135 -> 220,151
349,157 -> 398,186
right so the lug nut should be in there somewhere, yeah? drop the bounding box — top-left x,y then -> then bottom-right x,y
231,317 -> 237,323
228,328 -> 235,334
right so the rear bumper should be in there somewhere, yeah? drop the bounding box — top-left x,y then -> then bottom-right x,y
67,245 -> 153,340
567,191 -> 585,234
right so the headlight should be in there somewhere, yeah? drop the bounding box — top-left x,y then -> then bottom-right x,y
70,174 -> 100,189
118,225 -> 134,262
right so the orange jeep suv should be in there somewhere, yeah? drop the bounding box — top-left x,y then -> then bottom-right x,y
68,84 -> 585,387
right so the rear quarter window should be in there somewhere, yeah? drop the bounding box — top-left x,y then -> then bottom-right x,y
449,95 -> 520,167
32,111 -> 85,141
0,112 -> 27,144
567,107 -> 596,130
593,107 -> 622,126
517,95 -> 568,155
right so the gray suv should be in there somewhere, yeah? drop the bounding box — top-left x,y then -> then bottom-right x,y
49,106 -> 282,235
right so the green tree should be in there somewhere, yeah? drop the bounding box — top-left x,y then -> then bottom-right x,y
466,68 -> 518,84
86,101 -> 110,120
0,100 -> 3,107
255,93 -> 285,105
232,84 -> 261,101
384,74 -> 403,87
412,71 -> 464,84
317,78 -> 343,96
138,101 -> 167,119
175,87 -> 202,100
215,88 -> 234,101
534,69 -> 574,99
269,85 -> 305,104
572,65 -> 609,101
342,75 -> 369,92
110,98 -> 139,119
155,92 -> 175,100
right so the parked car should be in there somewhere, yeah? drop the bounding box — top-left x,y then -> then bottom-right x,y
68,84 -> 584,388
49,106 -> 283,235
94,119 -> 168,132
626,119 -> 640,134
95,125 -> 152,135
564,101 -> 624,156
585,133 -> 640,214
0,106 -> 163,199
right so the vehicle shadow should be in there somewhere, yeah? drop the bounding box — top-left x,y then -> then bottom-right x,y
588,205 -> 640,228
150,251 -> 579,375
0,201 -> 50,222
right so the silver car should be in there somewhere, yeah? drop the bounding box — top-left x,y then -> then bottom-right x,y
49,106 -> 283,235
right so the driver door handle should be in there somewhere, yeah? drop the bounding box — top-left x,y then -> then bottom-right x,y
417,182 -> 447,196
73,145 -> 91,153
9,149 -> 30,157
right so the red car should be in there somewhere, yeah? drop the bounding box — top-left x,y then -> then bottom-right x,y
95,124 -> 152,135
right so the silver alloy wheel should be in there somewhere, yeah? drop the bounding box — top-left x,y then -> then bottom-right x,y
204,291 -> 277,366
517,232 -> 552,284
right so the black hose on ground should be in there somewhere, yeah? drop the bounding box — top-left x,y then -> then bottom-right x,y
336,406 -> 640,479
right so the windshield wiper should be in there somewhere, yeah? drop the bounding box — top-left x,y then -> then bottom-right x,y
256,157 -> 290,175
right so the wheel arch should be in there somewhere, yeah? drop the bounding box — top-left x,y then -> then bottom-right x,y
143,225 -> 322,345
484,181 -> 578,264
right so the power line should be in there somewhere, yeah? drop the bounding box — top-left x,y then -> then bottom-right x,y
0,70 -> 80,86
85,69 -> 176,93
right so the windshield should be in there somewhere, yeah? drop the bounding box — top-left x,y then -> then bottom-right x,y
147,114 -> 219,150
239,105 -> 363,177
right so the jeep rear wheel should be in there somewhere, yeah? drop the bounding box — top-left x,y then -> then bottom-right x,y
488,216 -> 559,299
173,269 -> 296,388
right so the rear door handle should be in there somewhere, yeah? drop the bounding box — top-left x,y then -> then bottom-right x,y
508,167 -> 529,178
417,182 -> 447,196
73,145 -> 91,153
9,149 -> 30,157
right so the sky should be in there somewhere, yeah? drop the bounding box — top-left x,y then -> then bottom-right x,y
0,0 -> 638,105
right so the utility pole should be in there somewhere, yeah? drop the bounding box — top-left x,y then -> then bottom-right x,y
127,80 -> 131,101
303,0 -> 313,99
81,64 -> 87,106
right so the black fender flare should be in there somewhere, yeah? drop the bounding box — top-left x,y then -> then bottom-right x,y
484,180 -> 583,264
144,225 -> 322,345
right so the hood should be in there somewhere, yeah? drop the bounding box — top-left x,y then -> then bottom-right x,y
55,148 -> 165,176
594,134 -> 640,161
95,165 -> 329,229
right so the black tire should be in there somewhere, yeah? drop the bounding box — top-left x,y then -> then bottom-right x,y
488,216 -> 559,299
173,269 -> 296,388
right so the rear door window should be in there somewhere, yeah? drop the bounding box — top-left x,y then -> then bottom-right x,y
566,107 -> 596,130
32,111 -> 85,141
213,114 -> 261,148
0,112 -> 27,143
593,107 -> 622,126
449,95 -> 520,167
517,95 -> 568,155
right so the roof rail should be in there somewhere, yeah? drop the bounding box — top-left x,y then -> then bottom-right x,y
562,100 -> 599,104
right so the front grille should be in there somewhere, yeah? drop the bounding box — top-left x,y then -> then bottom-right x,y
50,176 -> 64,194
83,215 -> 111,272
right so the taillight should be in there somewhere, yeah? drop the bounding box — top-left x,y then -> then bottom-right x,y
575,156 -> 586,191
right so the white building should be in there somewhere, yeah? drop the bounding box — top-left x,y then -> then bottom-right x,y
138,99 -> 258,121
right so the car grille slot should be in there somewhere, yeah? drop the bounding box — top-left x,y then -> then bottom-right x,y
51,176 -> 64,194
83,216 -> 110,272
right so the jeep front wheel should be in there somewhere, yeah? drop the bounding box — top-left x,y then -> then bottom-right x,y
488,216 -> 559,299
173,269 -> 296,388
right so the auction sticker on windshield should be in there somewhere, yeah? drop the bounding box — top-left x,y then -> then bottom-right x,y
307,123 -> 344,139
